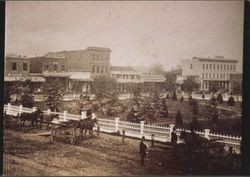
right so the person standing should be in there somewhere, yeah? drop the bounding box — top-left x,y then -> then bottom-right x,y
139,136 -> 148,166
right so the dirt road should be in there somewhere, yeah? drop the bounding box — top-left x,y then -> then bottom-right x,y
3,129 -> 168,176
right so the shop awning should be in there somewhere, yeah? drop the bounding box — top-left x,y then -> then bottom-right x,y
4,76 -> 45,82
70,72 -> 93,81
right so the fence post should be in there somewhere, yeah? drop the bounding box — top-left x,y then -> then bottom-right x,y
122,130 -> 125,143
19,105 -> 23,115
47,109 -> 51,115
97,126 -> 100,137
7,103 -> 11,114
115,117 -> 120,132
140,121 -> 145,137
204,129 -> 210,140
169,124 -> 175,142
32,107 -> 37,112
92,113 -> 96,119
81,111 -> 86,119
63,111 -> 67,121
151,134 -> 155,147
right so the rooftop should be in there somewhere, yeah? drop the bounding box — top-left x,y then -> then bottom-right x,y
110,66 -> 136,72
192,56 -> 238,63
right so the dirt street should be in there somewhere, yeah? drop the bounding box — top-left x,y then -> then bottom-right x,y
3,129 -> 168,176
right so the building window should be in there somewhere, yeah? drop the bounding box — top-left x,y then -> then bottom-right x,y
230,65 -> 232,70
101,66 -> 104,73
223,73 -> 225,79
92,66 -> 95,73
209,73 -> 211,78
206,73 -> 208,78
12,63 -> 17,71
203,64 -> 205,69
210,64 -> 212,70
93,54 -> 95,61
53,64 -> 57,71
190,64 -> 192,69
45,65 -> 49,71
97,54 -> 99,61
213,73 -> 215,79
202,73 -> 204,78
220,64 -> 222,70
224,65 -> 226,70
23,63 -> 27,71
227,65 -> 229,70
206,64 -> 208,69
217,64 -> 219,70
96,66 -> 99,73
213,64 -> 215,70
61,65 -> 65,71
217,73 -> 219,79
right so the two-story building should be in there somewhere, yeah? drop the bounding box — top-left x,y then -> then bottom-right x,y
179,56 -> 239,91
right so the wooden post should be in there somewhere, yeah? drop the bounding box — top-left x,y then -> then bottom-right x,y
51,124 -> 55,142
97,126 -> 100,137
19,105 -> 23,115
47,109 -> 51,115
151,134 -> 155,147
169,124 -> 175,142
63,111 -> 67,121
115,117 -> 120,132
204,129 -> 210,140
7,103 -> 11,114
32,107 -> 37,112
140,121 -> 145,137
122,130 -> 125,143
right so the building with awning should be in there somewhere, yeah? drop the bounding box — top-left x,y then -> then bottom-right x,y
69,72 -> 93,93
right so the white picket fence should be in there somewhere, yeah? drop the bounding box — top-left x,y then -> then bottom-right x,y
3,103 -> 241,153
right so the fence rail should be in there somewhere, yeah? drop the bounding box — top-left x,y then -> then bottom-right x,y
3,103 -> 242,153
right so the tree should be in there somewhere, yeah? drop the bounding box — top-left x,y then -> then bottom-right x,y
164,72 -> 177,91
202,92 -> 205,99
211,108 -> 219,125
175,109 -> 183,126
189,116 -> 201,131
44,78 -> 64,111
181,77 -> 197,92
210,95 -> 217,106
172,91 -> 177,101
209,82 -> 219,93
92,75 -> 118,100
180,95 -> 184,102
228,96 -> 236,106
231,81 -> 242,96
150,64 -> 166,75
191,100 -> 199,115
161,99 -> 168,117
217,93 -> 223,104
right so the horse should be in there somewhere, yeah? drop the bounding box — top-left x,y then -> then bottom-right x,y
40,113 -> 59,129
18,109 -> 43,127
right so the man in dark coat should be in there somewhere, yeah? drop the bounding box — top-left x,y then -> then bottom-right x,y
139,136 -> 148,166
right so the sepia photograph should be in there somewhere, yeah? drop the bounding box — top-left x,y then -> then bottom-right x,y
3,1 -> 244,176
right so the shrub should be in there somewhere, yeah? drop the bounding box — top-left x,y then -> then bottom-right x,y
228,96 -> 235,106
180,96 -> 184,102
172,91 -> 177,101
192,100 -> 199,115
189,116 -> 201,131
188,96 -> 193,105
210,95 -> 217,106
217,94 -> 223,104
211,109 -> 219,125
175,109 -> 183,126
202,93 -> 205,99
20,94 -> 35,108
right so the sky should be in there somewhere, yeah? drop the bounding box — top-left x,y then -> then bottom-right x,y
5,1 -> 244,72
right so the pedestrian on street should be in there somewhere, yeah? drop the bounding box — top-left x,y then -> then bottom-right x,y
139,136 -> 148,166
